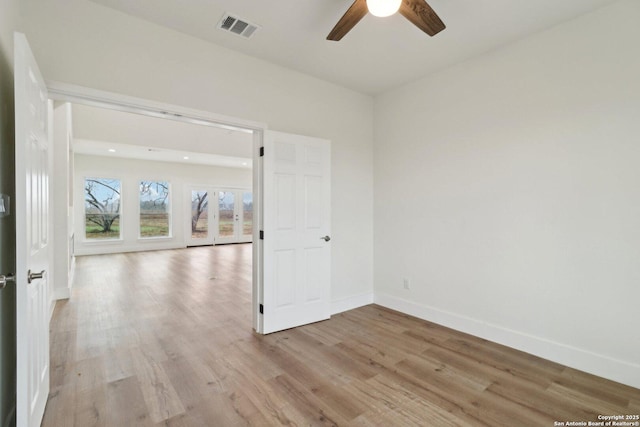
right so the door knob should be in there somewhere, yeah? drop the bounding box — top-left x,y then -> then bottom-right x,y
320,235 -> 331,242
27,269 -> 45,284
0,273 -> 15,290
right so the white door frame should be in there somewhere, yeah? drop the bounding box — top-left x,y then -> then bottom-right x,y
47,81 -> 267,332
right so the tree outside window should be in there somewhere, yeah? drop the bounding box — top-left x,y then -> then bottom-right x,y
191,191 -> 208,238
139,180 -> 170,238
85,178 -> 121,240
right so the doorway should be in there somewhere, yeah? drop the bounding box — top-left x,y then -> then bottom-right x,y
49,81 -> 333,337
49,81 -> 265,332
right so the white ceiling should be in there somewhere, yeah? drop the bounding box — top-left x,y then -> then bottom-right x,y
72,104 -> 253,168
88,0 -> 620,94
73,138 -> 252,168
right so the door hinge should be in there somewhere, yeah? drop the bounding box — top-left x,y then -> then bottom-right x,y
259,230 -> 264,240
259,304 -> 264,314
259,147 -> 264,157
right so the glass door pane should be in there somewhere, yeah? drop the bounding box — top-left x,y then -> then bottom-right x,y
191,190 -> 209,239
242,192 -> 253,237
218,191 -> 235,237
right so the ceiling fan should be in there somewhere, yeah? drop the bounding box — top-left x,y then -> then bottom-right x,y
327,0 -> 445,41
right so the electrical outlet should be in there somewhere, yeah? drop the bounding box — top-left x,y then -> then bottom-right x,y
403,277 -> 410,290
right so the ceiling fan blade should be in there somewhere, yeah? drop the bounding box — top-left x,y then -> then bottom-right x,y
399,0 -> 446,37
327,0 -> 368,41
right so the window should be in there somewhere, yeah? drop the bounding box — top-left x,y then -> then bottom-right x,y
84,178 -> 121,240
139,180 -> 170,238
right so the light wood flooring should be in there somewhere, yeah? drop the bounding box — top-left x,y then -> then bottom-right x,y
43,244 -> 639,426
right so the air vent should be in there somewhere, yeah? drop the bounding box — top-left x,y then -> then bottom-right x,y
217,13 -> 260,39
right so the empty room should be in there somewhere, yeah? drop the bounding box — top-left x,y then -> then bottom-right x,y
0,0 -> 639,426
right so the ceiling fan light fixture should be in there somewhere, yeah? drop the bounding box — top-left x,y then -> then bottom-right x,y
327,0 -> 445,41
366,0 -> 402,17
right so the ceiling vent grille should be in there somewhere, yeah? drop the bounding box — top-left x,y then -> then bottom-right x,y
217,13 -> 260,39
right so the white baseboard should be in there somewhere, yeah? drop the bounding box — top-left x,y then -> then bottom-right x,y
69,255 -> 75,290
50,298 -> 56,320
53,286 -> 70,300
75,242 -> 186,256
332,292 -> 374,315
374,292 -> 640,390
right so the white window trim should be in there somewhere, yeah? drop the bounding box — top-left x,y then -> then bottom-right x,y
138,179 -> 172,239
82,175 -> 124,242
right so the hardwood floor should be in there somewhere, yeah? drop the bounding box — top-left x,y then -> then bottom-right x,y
43,245 -> 639,426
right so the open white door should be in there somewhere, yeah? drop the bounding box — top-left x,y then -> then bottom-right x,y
261,131 -> 331,334
14,32 -> 51,427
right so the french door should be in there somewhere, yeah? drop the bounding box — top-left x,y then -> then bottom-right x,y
217,189 -> 253,244
186,187 -> 252,246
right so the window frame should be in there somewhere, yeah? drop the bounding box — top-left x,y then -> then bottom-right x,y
137,179 -> 172,240
83,176 -> 123,242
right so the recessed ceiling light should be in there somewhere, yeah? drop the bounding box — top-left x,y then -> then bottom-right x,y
108,149 -> 116,153
242,162 -> 248,166
183,156 -> 189,160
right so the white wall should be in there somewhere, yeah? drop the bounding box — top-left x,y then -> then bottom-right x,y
51,103 -> 74,300
374,0 -> 640,389
22,0 -> 374,308
74,154 -> 252,255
